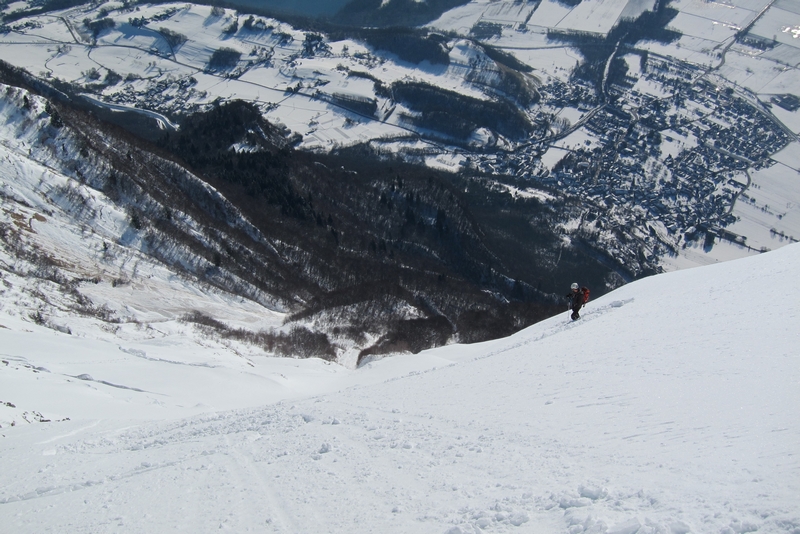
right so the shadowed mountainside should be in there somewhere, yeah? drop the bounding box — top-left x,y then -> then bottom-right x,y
0,62 -> 619,362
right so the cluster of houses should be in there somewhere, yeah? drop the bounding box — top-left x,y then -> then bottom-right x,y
469,56 -> 793,259
85,29 -> 792,268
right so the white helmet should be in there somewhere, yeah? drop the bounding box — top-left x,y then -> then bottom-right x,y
571,283 -> 579,290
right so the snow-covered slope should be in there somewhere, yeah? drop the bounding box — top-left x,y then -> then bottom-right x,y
0,82 -> 288,318
1,238 -> 797,532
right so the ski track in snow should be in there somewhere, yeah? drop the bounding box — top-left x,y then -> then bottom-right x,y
1,237 -> 799,534
0,192 -> 797,532
475,298 -> 636,361
0,72 -> 798,534
118,347 -> 222,369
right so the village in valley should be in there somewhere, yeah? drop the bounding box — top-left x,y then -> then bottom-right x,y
1,4 -> 800,529
475,54 -> 796,271
1,0 -> 799,274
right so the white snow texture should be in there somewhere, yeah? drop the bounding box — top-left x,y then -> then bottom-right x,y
1,237 -> 798,532
0,21 -> 798,533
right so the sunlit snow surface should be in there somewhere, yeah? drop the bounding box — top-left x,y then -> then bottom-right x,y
1,240 -> 798,532
0,2 -> 799,529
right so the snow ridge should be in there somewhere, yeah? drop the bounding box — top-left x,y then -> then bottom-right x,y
1,235 -> 798,532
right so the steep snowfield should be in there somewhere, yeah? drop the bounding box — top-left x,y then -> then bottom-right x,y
0,82 -> 286,324
1,237 -> 798,532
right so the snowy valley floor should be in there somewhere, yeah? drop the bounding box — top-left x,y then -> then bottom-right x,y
1,244 -> 799,533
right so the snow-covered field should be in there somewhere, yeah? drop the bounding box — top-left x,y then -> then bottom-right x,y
1,0 -> 799,274
0,3 -> 799,529
428,0 -> 654,37
1,238 -> 799,532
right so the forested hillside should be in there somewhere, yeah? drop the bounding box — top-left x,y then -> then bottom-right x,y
0,63 -> 620,361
